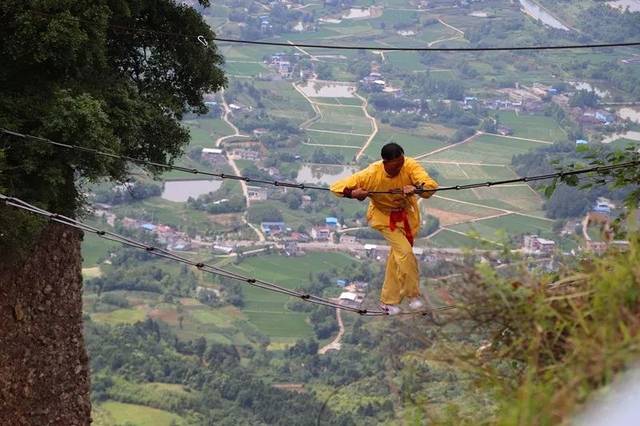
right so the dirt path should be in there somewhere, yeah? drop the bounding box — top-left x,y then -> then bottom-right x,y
354,91 -> 379,161
414,131 -> 480,160
216,91 -> 265,242
488,133 -> 553,145
437,18 -> 465,36
306,128 -> 371,137
318,308 -> 345,354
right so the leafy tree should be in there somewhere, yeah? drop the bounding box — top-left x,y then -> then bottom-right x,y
0,0 -> 225,231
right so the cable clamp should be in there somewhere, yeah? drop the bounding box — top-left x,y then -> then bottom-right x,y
300,294 -> 310,300
197,35 -> 208,47
195,262 -> 204,269
96,230 -> 106,236
247,278 -> 256,283
145,246 -> 155,252
357,309 -> 368,315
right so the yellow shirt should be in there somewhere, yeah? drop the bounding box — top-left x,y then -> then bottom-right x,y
330,157 -> 438,234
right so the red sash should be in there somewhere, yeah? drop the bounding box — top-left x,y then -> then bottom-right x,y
389,209 -> 413,246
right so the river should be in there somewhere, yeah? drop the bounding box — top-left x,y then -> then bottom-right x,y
518,0 -> 570,31
161,179 -> 223,202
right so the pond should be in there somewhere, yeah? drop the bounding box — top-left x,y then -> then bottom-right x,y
518,0 -> 570,31
297,81 -> 356,98
161,179 -> 222,202
296,164 -> 360,186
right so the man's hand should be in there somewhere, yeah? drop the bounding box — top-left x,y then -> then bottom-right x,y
402,185 -> 416,196
351,188 -> 369,201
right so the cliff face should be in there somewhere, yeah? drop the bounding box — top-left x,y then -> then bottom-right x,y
0,223 -> 91,425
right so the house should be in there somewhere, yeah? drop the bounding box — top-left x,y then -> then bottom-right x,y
201,148 -> 226,164
576,139 -> 588,145
325,217 -> 339,228
523,235 -> 556,255
141,223 -> 156,232
595,110 -> 615,124
593,199 -> 612,214
289,232 -> 310,242
497,125 -> 513,136
247,186 -> 268,201
229,149 -> 261,161
339,291 -> 365,308
301,195 -> 312,208
261,221 -> 286,236
351,281 -> 369,291
336,279 -> 347,287
311,226 -> 331,240
213,245 -> 234,254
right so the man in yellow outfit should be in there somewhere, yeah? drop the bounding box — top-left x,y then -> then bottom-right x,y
331,143 -> 438,315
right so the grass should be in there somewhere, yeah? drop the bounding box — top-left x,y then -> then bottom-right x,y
426,134 -> 547,165
91,308 -> 147,325
426,229 -> 500,249
94,401 -> 185,426
226,252 -> 360,342
496,111 -> 567,141
183,118 -> 234,148
82,233 -> 120,267
225,61 -> 268,77
364,124 -> 450,158
253,80 -> 315,124
110,197 -> 236,233
426,196 -> 505,219
450,213 -> 554,242
310,97 -> 363,106
308,104 -> 373,134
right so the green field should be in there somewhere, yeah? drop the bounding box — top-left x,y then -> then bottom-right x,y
92,307 -> 147,325
183,118 -> 233,148
94,401 -> 185,426
310,97 -> 363,106
426,134 -> 547,165
425,229 -> 495,249
82,233 -> 120,267
110,197 -> 238,233
309,104 -> 373,134
450,213 -> 554,242
365,125 -> 450,158
425,195 -> 504,219
305,131 -> 366,148
254,80 -> 316,124
227,252 -> 360,342
497,111 -> 567,141
225,61 -> 268,77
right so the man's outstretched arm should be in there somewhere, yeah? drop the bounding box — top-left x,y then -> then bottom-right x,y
330,167 -> 371,201
406,158 -> 438,198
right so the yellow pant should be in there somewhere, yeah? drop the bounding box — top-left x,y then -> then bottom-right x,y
378,226 -> 421,304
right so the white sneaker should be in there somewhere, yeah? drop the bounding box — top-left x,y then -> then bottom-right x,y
378,302 -> 401,315
407,297 -> 425,311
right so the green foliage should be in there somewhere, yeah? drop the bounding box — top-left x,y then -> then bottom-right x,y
0,0 -> 226,261
430,234 -> 640,424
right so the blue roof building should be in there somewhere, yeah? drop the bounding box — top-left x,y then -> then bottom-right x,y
141,223 -> 156,231
576,139 -> 588,145
325,217 -> 339,227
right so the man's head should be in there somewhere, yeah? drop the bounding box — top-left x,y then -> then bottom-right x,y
381,143 -> 405,177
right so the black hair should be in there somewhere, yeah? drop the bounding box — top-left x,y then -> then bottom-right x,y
381,143 -> 404,160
